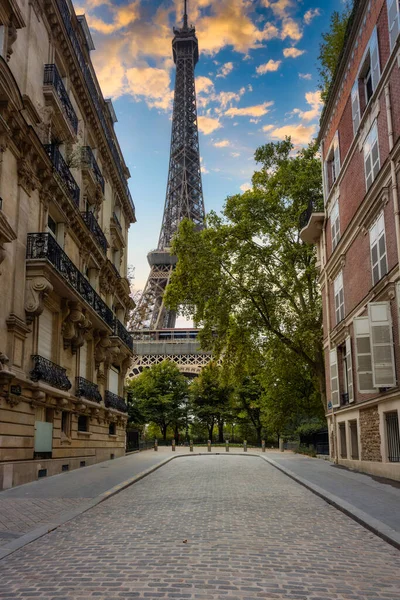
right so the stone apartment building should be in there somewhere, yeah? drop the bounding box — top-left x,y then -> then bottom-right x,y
0,0 -> 135,489
301,0 -> 400,479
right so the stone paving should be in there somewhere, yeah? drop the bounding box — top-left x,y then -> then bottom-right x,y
1,455 -> 400,599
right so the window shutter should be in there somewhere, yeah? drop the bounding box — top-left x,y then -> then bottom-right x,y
368,302 -> 396,388
330,349 -> 340,407
354,317 -> 375,393
388,0 -> 400,51
334,135 -> 340,179
351,81 -> 360,134
80,341 -> 88,379
38,307 -> 54,360
370,28 -> 381,92
109,367 -> 119,395
331,201 -> 340,250
345,337 -> 354,403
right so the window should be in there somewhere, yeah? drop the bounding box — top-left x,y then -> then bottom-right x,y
109,423 -> 116,435
334,272 -> 345,324
361,27 -> 381,104
354,316 -> 375,393
387,0 -> 400,51
109,366 -> 119,395
77,415 -> 89,432
38,307 -> 54,361
339,422 -> 347,458
61,411 -> 71,437
369,212 -> 387,285
324,133 -> 340,194
364,121 -> 380,189
385,411 -> 400,462
331,200 -> 340,250
47,215 -> 57,237
112,248 -> 120,271
351,81 -> 361,134
349,421 -> 359,460
368,302 -> 396,388
340,337 -> 354,404
330,349 -> 340,408
80,341 -> 88,380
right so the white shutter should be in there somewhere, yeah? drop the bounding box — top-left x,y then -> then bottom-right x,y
388,0 -> 400,51
38,307 -> 53,360
354,317 -> 375,393
370,27 -> 381,92
368,302 -> 396,388
331,201 -> 340,250
80,341 -> 88,379
351,81 -> 360,134
109,367 -> 119,395
345,337 -> 354,403
334,135 -> 340,180
323,161 -> 329,202
330,349 -> 340,407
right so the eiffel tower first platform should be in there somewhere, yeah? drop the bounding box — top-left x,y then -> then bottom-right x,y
129,1 -> 211,377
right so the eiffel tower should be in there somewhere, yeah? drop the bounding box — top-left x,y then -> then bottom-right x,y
129,0 -> 211,377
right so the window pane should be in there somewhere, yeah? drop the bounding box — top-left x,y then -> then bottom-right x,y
380,255 -> 388,277
371,243 -> 378,264
373,264 -> 380,284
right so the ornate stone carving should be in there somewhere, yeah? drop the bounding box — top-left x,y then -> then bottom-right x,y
18,157 -> 41,195
6,20 -> 18,62
0,206 -> 17,271
0,353 -> 13,401
94,330 -> 112,367
25,276 -> 53,323
61,301 -> 92,353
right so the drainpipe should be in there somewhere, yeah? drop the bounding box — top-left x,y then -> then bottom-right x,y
385,83 -> 400,265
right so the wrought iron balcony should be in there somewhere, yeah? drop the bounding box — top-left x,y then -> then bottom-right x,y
75,377 -> 102,403
81,147 -> 105,193
30,355 -> 72,391
105,390 -> 128,413
113,318 -> 133,351
43,64 -> 78,134
26,233 -> 114,328
299,199 -> 325,244
54,0 -> 135,216
112,212 -> 122,231
44,144 -> 80,207
81,211 -> 108,255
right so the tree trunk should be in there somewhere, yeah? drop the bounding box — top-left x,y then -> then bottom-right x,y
208,420 -> 214,443
218,419 -> 224,443
256,425 -> 262,446
174,424 -> 179,443
162,423 -> 168,442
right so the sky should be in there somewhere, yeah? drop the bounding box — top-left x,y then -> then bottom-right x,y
72,0 -> 343,291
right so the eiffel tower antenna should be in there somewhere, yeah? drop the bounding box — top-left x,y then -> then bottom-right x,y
183,0 -> 188,29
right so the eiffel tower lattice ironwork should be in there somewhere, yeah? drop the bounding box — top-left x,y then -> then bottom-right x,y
130,0 -> 211,376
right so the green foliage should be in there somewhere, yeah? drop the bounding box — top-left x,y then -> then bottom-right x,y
127,360 -> 189,441
296,445 -> 318,458
165,139 -> 326,416
318,3 -> 353,102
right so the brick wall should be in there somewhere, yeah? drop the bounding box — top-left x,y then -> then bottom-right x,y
360,405 -> 382,461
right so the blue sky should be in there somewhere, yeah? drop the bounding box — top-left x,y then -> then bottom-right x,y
72,0 -> 342,290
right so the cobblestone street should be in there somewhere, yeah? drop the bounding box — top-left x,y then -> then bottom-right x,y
1,455 -> 400,599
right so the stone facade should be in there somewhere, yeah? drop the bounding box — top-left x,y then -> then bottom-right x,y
360,406 -> 382,462
302,0 -> 400,480
0,0 -> 136,489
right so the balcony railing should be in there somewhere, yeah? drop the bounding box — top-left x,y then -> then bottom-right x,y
30,355 -> 72,391
81,147 -> 105,192
112,212 -> 122,231
26,233 -> 114,328
299,200 -> 315,230
113,318 -> 133,351
75,377 -> 102,403
81,211 -> 108,255
105,390 -> 128,413
54,0 -> 135,216
44,144 -> 80,207
43,64 -> 78,134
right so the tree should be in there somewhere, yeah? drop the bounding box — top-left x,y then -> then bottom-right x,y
318,3 -> 353,102
189,362 -> 231,442
165,139 -> 326,409
127,361 -> 189,442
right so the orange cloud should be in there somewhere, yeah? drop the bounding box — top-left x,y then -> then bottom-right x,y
292,91 -> 323,121
198,116 -> 222,135
214,140 -> 230,147
225,101 -> 274,118
283,47 -> 305,58
268,123 -> 317,144
256,59 -> 282,74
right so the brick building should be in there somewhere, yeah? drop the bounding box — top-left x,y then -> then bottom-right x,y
0,0 -> 135,489
301,0 -> 400,479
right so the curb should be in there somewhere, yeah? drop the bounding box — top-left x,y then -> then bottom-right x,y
0,455 -> 175,561
260,454 -> 400,552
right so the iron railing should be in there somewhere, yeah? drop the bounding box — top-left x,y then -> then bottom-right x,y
30,355 -> 72,391
112,212 -> 122,231
105,390 -> 128,413
299,199 -> 314,230
43,144 -> 80,206
81,211 -> 108,255
44,64 -> 78,134
113,318 -> 133,351
54,0 -> 135,215
81,147 -> 105,192
386,412 -> 400,462
26,233 -> 114,328
75,377 -> 102,403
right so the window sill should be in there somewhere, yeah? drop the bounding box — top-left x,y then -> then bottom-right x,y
60,435 -> 72,445
109,434 -> 118,439
77,430 -> 91,437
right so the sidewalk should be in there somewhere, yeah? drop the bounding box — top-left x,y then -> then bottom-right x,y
263,451 -> 400,547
